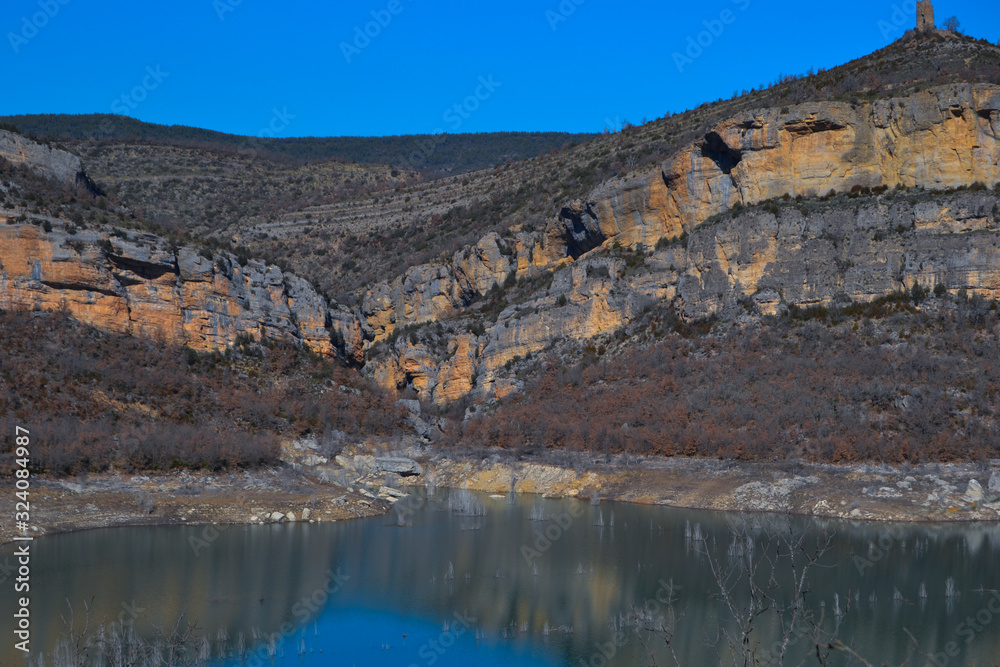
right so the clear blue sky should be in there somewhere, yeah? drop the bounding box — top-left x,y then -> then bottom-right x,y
1,0 -> 996,138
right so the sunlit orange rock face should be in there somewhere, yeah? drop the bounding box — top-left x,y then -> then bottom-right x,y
357,84 -> 1000,404
575,83 -> 1000,249
0,225 -> 334,356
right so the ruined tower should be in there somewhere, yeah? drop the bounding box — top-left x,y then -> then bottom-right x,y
917,0 -> 935,31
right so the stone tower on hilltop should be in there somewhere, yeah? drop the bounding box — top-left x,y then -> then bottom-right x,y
917,0 -> 935,31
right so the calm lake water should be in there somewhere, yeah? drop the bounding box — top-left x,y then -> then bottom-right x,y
4,489 -> 1000,666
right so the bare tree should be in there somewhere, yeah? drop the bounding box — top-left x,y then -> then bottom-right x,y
631,582 -> 684,666
50,598 -> 208,667
637,513 -> 859,666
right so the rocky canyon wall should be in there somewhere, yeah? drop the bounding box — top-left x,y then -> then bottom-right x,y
3,84 -> 999,406
0,224 -> 335,356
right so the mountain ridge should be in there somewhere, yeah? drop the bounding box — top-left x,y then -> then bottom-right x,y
0,113 -> 598,174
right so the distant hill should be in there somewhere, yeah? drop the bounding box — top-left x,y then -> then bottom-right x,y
0,114 -> 597,174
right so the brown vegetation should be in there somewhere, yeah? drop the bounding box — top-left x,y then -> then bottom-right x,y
451,292 -> 1000,463
0,310 -> 402,476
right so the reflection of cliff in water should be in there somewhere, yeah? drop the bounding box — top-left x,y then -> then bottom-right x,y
11,490 -> 1000,666
18,523 -> 341,663
326,491 -> 1000,665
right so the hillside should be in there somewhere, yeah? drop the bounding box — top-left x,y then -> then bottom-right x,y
224,30 -> 1000,300
66,141 -> 414,241
2,28 -> 1000,469
0,309 -> 399,476
334,78 -> 1000,405
0,114 -> 596,174
11,31 -> 998,304
451,290 -> 1000,464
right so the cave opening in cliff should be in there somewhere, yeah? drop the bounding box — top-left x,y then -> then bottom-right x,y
701,132 -> 743,174
559,201 -> 605,259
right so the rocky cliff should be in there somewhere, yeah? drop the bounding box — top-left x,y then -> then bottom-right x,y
2,83 -> 999,407
0,224 -> 336,355
0,130 -> 88,186
363,189 -> 1000,404
0,131 -> 343,355
351,84 -> 1000,404
567,83 -> 1000,251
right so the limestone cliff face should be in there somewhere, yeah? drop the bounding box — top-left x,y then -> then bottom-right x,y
365,255 -> 649,404
355,84 -> 1000,404
0,225 -> 335,355
368,191 -> 1000,404
358,231 -> 562,344
663,192 -> 1000,318
4,85 -> 1000,407
0,130 -> 86,185
570,84 -> 1000,250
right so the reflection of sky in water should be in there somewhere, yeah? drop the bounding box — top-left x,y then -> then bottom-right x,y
216,607 -> 558,667
6,489 -> 1000,666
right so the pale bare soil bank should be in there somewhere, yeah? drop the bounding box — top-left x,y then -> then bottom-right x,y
4,445 -> 998,546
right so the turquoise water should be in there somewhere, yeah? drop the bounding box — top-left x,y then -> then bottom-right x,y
240,607 -> 554,667
3,489 -> 1000,666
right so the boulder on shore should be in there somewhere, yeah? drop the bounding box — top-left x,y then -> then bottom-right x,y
375,457 -> 423,477
964,480 -> 985,503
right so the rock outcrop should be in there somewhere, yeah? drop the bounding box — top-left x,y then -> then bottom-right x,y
365,190 -> 1000,403
657,191 -> 1000,318
374,457 -> 423,476
0,130 -> 86,185
567,83 -> 1000,250
351,84 -> 1000,403
359,232 -> 539,344
964,479 -> 985,503
0,224 -> 336,355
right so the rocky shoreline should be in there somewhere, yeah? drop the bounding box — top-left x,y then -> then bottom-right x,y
3,451 -> 999,546
0,467 -> 391,546
398,453 -> 1000,523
